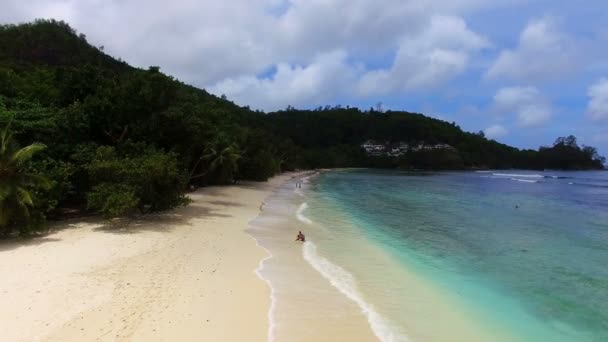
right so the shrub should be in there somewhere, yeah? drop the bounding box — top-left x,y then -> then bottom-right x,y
85,143 -> 190,218
28,158 -> 75,216
87,183 -> 139,218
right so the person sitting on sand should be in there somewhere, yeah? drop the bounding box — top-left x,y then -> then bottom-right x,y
295,231 -> 305,242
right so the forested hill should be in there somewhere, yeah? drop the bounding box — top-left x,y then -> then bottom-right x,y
0,20 -> 604,234
265,108 -> 605,170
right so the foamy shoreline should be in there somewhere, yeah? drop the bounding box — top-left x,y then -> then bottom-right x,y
249,169 -> 522,342
247,170 -> 383,342
0,173 -> 296,341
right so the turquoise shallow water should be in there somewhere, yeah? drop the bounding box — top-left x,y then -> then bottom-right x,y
304,169 -> 608,341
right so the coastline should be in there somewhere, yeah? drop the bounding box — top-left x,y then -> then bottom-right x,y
250,169 -> 523,342
248,171 -> 381,341
4,168 -> 594,341
0,173 -> 294,341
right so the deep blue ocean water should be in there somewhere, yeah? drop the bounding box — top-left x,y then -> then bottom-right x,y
306,169 -> 608,341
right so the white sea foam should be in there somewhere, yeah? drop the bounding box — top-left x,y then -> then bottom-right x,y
294,188 -> 305,197
253,243 -> 277,342
301,171 -> 321,184
296,203 -> 313,225
303,241 -> 407,342
493,173 -> 544,178
510,178 -> 539,183
247,214 -> 277,342
301,174 -> 313,184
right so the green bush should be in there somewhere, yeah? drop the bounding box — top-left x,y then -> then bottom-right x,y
86,143 -> 190,218
87,183 -> 139,218
28,158 -> 75,216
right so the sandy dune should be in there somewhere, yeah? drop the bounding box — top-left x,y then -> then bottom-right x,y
0,174 -> 292,341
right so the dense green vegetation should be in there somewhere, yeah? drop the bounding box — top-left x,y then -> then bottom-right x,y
0,122 -> 50,235
264,107 -> 605,170
0,20 -> 604,235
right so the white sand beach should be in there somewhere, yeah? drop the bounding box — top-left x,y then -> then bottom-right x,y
0,174 -> 293,342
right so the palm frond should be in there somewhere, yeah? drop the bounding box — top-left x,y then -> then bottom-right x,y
10,143 -> 47,166
0,132 -> 11,157
0,182 -> 13,202
16,187 -> 34,207
201,149 -> 217,160
17,201 -> 31,221
1,119 -> 10,141
0,120 -> 46,233
0,119 -> 13,156
19,173 -> 52,189
208,157 -> 221,172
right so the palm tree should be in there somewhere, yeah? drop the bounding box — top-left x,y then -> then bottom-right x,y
190,139 -> 242,184
0,122 -> 50,236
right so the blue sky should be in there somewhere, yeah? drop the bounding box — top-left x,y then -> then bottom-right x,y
2,0 -> 608,154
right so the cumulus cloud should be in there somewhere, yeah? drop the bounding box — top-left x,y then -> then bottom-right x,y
486,17 -> 581,82
376,17 -> 488,92
210,50 -> 360,111
484,124 -> 508,139
276,0 -> 429,60
212,14 -> 489,110
587,78 -> 608,121
358,15 -> 488,95
493,86 -> 552,127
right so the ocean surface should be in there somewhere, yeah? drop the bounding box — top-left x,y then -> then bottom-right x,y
248,169 -> 608,341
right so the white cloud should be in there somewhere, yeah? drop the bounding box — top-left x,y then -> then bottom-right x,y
212,14 -> 489,110
587,78 -> 608,121
493,86 -> 552,127
486,17 -> 581,82
210,50 -> 359,111
516,105 -> 552,127
494,87 -> 537,111
358,15 -> 488,95
276,0 -> 429,60
484,124 -> 508,139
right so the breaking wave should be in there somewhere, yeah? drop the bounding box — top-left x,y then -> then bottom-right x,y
303,241 -> 407,342
493,173 -> 544,179
296,203 -> 313,225
511,178 -> 539,183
